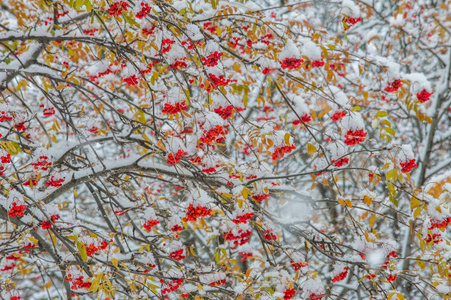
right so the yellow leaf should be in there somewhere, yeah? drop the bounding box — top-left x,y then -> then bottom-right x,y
156,140 -> 166,151
111,258 -> 119,269
56,84 -> 66,91
190,246 -> 197,257
363,196 -> 373,205
369,214 -> 377,228
284,133 -> 291,146
197,283 -> 204,290
337,198 -> 345,206
410,197 -> 421,209
414,207 -> 422,218
345,199 -> 352,207
417,258 -> 425,270
307,142 -> 317,156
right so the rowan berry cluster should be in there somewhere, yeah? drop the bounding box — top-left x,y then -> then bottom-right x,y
239,252 -> 253,262
280,58 -> 303,70
272,145 -> 296,160
0,110 -> 13,122
14,122 -> 26,132
31,156 -> 52,171
429,217 -> 451,229
400,158 -> 417,173
45,176 -> 65,187
83,28 -> 99,36
43,107 -> 55,116
344,129 -> 367,145
262,67 -> 276,75
387,274 -> 397,282
202,51 -> 222,67
161,39 -> 174,53
309,293 -> 323,300
161,278 -> 184,294
342,16 -> 362,30
223,229 -> 252,248
331,157 -> 349,167
233,212 -> 254,224
169,249 -> 185,261
283,288 -> 296,299
41,215 -> 59,229
291,261 -> 308,271
123,75 -> 138,86
384,79 -> 402,92
208,73 -> 234,86
23,178 -> 39,187
330,110 -> 347,122
8,202 -> 27,218
382,251 -> 397,269
142,26 -> 155,36
170,224 -> 183,232
199,125 -> 228,145
108,1 -> 129,16
143,219 -> 160,232
209,279 -> 226,286
331,267 -> 349,282
311,60 -> 325,68
202,167 -> 217,174
417,89 -> 433,103
162,101 -> 188,115
136,2 -> 151,19
263,229 -> 277,241
167,150 -> 188,165
66,274 -> 91,290
203,22 -> 216,34
252,193 -> 270,202
169,58 -> 187,70
183,204 -> 212,222
292,113 -> 311,125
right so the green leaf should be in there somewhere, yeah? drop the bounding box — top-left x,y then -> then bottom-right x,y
351,106 -> 361,112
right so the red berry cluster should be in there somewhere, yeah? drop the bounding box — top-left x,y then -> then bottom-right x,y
202,167 -> 217,174
162,39 -> 175,53
181,39 -> 194,50
169,249 -> 185,261
384,79 -> 402,92
229,37 -> 241,48
343,16 -> 362,30
233,212 -> 254,224
15,122 -> 27,131
387,274 -> 397,282
169,58 -> 188,70
331,157 -> 349,167
280,58 -> 303,70
430,217 -> 451,229
417,89 -> 433,103
83,28 -> 99,36
239,252 -> 253,262
208,73 -> 235,86
292,113 -> 312,125
283,288 -> 296,300
202,51 -> 222,67
332,267 -> 349,282
209,279 -> 226,286
330,110 -> 347,122
46,176 -> 65,187
263,229 -> 277,241
382,251 -> 397,269
23,178 -> 39,187
400,159 -> 417,173
161,278 -> 184,294
43,107 -> 55,116
136,2 -> 151,19
143,219 -> 160,232
291,261 -> 308,271
344,129 -> 367,145
214,105 -> 244,120
260,34 -> 273,45
11,297 -> 20,300
142,26 -> 155,36
0,110 -> 13,122
203,22 -> 217,34
162,101 -> 188,115
1,153 -> 11,164
9,202 -> 27,218
309,293 -> 323,300
1,263 -> 16,271
252,193 -> 270,202
167,150 -> 188,165
223,229 -> 251,248
366,273 -> 376,280
262,67 -> 276,75
108,1 -> 129,16
6,254 -> 20,261
171,224 -> 183,232
23,242 -> 36,252
272,145 -> 296,160
199,125 -> 228,145
66,274 -> 92,290
311,60 -> 325,68
183,204 -> 212,222
123,75 -> 138,86
32,156 -> 52,170
41,221 -> 52,229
